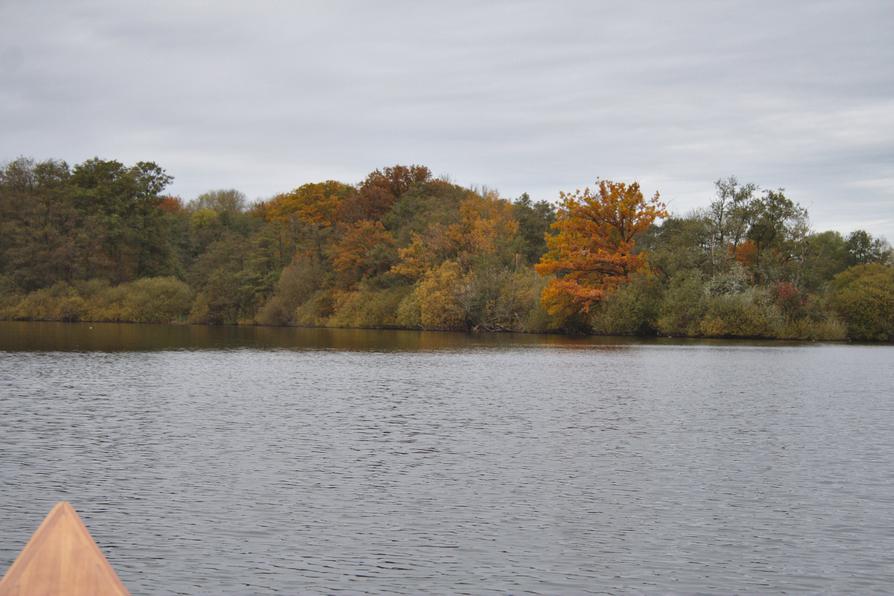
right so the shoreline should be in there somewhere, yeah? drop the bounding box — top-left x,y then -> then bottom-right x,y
1,317 -> 884,344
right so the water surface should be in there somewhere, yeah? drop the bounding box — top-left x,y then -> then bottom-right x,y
1,322 -> 893,594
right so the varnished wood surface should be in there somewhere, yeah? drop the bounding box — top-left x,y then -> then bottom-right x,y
0,501 -> 129,596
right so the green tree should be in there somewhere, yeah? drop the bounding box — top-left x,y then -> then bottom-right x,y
846,230 -> 891,266
830,263 -> 894,341
639,214 -> 713,281
745,189 -> 808,283
192,189 -> 246,216
512,193 -> 556,264
708,176 -> 758,269
801,231 -> 849,291
0,158 -> 77,289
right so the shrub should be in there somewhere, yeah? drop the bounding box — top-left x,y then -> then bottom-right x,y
591,272 -> 663,336
293,290 -> 335,327
772,281 -> 804,319
830,264 -> 894,341
699,288 -> 784,338
188,292 -> 212,324
256,257 -> 327,325
9,283 -> 87,322
77,280 -> 126,321
496,270 -> 558,333
396,289 -> 422,328
452,267 -> 537,332
779,317 -> 847,341
6,277 -> 196,324
188,270 -> 255,324
657,270 -> 706,336
255,295 -> 293,326
412,261 -> 467,330
328,286 -> 410,328
705,262 -> 750,296
454,266 -> 504,331
120,277 -> 193,323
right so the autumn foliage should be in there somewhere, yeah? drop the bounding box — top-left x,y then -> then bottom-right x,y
266,181 -> 353,228
1,157 -> 891,340
535,180 -> 667,315
330,220 -> 397,286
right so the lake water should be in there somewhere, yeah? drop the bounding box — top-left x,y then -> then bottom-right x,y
1,321 -> 893,594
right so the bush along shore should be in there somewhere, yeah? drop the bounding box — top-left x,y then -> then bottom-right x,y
1,158 -> 892,341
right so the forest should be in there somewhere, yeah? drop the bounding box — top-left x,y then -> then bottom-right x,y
0,157 -> 892,341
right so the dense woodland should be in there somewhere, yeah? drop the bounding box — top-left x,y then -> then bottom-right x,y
0,157 -> 892,341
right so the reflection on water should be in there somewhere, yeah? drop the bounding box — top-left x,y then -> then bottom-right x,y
0,321 -> 802,352
1,321 -> 593,352
1,322 -> 893,594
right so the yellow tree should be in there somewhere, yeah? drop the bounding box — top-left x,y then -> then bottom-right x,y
329,220 -> 397,287
263,180 -> 356,262
391,192 -> 519,279
535,180 -> 667,316
453,193 -> 519,264
266,181 -> 355,228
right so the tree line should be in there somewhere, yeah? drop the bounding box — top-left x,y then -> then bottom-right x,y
0,157 -> 891,341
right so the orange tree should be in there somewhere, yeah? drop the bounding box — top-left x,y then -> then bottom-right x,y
535,180 -> 667,316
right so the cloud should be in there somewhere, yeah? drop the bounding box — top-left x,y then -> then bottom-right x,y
1,0 -> 892,237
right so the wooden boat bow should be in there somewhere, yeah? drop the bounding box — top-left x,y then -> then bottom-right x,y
0,501 -> 129,595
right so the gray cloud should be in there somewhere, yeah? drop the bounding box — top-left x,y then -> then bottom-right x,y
1,0 -> 892,237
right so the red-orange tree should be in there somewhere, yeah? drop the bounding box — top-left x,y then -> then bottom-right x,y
535,180 -> 667,316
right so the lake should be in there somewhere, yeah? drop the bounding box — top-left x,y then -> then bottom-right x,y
1,321 -> 893,594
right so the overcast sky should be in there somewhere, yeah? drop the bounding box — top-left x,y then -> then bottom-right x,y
1,0 -> 892,237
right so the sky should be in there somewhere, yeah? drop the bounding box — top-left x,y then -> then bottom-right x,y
1,0 -> 892,238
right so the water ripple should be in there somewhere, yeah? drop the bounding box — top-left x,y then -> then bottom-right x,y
1,340 -> 894,594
